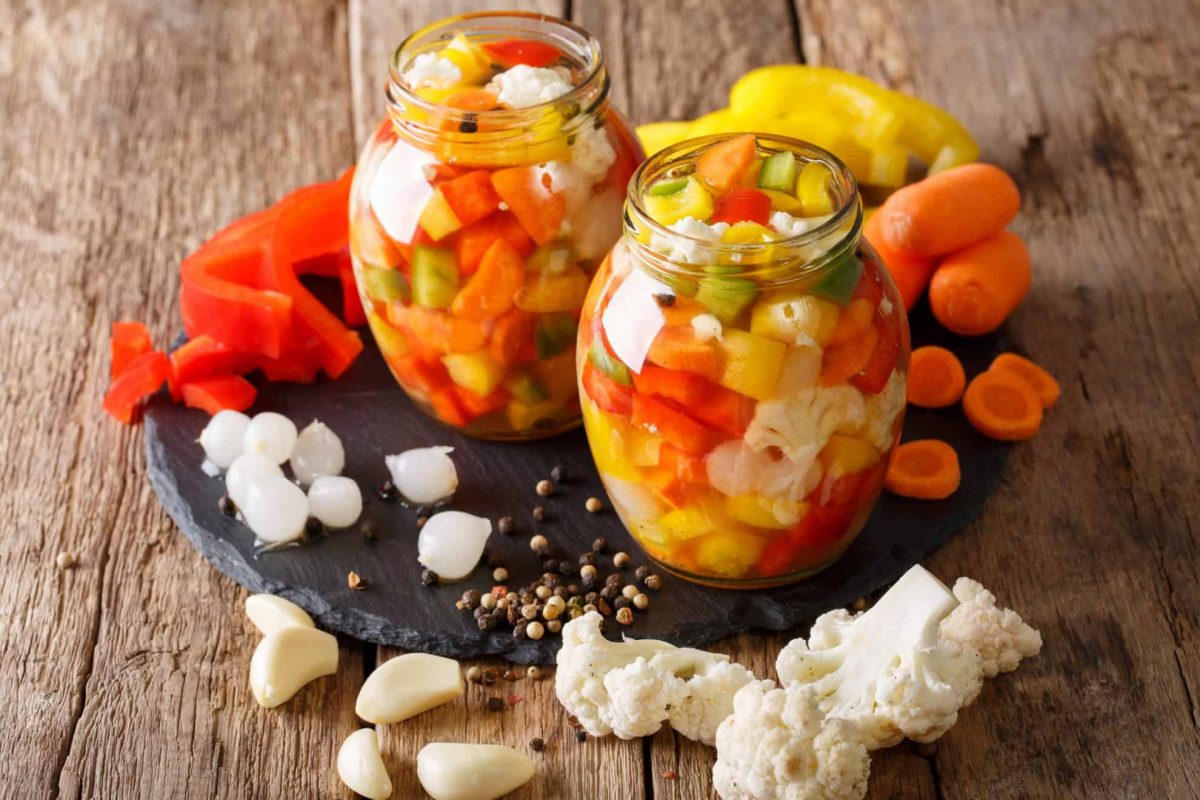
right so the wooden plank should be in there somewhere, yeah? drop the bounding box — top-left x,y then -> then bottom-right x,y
799,0 -> 1200,797
0,1 -> 360,796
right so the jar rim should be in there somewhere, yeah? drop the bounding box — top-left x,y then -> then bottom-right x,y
624,134 -> 863,283
387,12 -> 607,129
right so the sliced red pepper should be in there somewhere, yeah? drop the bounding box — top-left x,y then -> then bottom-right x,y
631,364 -> 754,438
581,361 -> 633,418
789,504 -> 857,550
658,443 -> 707,483
338,260 -> 367,327
848,264 -> 905,394
274,169 -> 354,266
454,385 -> 509,421
103,350 -> 169,424
111,322 -> 153,378
631,393 -> 718,456
709,187 -> 772,226
167,335 -> 259,399
440,170 -> 502,227
481,38 -> 563,68
180,374 -> 257,414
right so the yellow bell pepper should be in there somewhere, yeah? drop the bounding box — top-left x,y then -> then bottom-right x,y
692,531 -> 763,579
795,162 -> 835,216
726,494 -> 807,529
506,398 -> 563,432
514,267 -> 590,313
658,507 -> 713,541
718,329 -> 788,400
637,121 -> 693,155
417,189 -> 462,242
819,433 -> 880,478
367,311 -> 410,359
442,349 -> 505,397
642,176 -> 714,226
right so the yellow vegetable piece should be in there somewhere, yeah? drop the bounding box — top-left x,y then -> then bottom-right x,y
795,162 -> 834,216
418,189 -> 462,241
441,34 -> 492,85
718,329 -> 787,400
442,349 -> 505,397
726,495 -> 807,530
636,121 -> 693,155
581,399 -> 640,482
819,433 -> 880,478
532,349 -> 578,402
722,222 -> 776,245
749,292 -> 841,347
928,143 -> 979,175
692,531 -> 763,579
761,189 -> 805,215
514,267 -> 590,313
658,507 -> 713,541
867,143 -> 909,188
414,86 -> 457,105
367,311 -> 410,359
642,176 -> 714,227
627,427 -> 663,468
506,399 -> 563,432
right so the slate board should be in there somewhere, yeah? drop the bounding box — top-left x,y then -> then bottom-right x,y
145,302 -> 1008,664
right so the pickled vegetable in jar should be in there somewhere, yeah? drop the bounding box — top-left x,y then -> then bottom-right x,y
578,134 -> 909,588
350,12 -> 643,439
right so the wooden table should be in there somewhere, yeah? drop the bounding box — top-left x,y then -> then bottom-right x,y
4,0 -> 1197,797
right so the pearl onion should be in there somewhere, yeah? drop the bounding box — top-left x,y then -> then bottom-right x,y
198,410 -> 250,469
385,446 -> 457,504
290,421 -> 345,485
242,412 -> 298,465
307,476 -> 363,528
417,511 -> 491,581
225,452 -> 284,510
242,475 -> 309,544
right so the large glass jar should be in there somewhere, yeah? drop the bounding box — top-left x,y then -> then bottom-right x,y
578,134 -> 909,588
349,13 -> 643,439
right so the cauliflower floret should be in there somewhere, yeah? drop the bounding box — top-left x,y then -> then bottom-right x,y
570,122 -> 617,179
776,565 -> 984,750
402,53 -> 462,89
691,313 -> 724,342
940,578 -> 1043,678
602,658 -> 688,739
669,660 -> 756,745
861,370 -> 905,453
486,64 -> 573,108
769,211 -> 832,238
713,680 -> 870,800
650,216 -> 730,264
744,385 -> 867,469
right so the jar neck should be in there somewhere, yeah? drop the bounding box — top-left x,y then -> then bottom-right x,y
385,12 -> 610,151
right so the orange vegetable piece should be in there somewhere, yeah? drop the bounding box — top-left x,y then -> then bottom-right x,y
180,374 -> 257,415
440,170 -> 502,227
444,88 -> 501,112
406,305 -> 488,354
819,324 -> 878,387
962,368 -> 1044,440
907,346 -> 966,408
876,163 -> 1021,257
110,321 -> 154,378
645,326 -> 723,381
928,230 -> 1032,336
885,439 -> 961,500
491,166 -> 565,245
864,212 -> 936,311
990,353 -> 1060,409
828,298 -> 874,346
451,238 -> 525,320
453,211 -> 534,275
489,309 -> 537,366
695,134 -> 757,196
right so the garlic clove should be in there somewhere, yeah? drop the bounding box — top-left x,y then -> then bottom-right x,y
355,653 -> 464,724
244,594 -> 315,635
336,728 -> 392,800
249,626 -> 338,708
416,743 -> 535,800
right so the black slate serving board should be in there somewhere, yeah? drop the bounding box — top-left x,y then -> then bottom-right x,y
145,303 -> 1008,664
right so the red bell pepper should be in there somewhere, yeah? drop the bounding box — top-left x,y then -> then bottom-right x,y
581,361 -> 633,418
111,322 -> 153,378
631,393 -> 718,456
481,38 -> 563,68
454,386 -> 509,421
274,169 -> 354,266
103,350 -> 169,423
440,170 -> 502,227
167,335 -> 259,399
453,212 -> 534,275
631,364 -> 754,438
338,260 -> 367,327
428,389 -> 471,428
180,374 -> 257,414
710,187 -> 772,226
847,265 -> 906,394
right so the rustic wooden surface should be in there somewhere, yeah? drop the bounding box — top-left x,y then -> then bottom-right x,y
1,0 -> 1196,797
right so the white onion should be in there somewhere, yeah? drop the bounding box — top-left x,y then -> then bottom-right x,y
290,421 -> 345,485
226,452 -> 285,510
242,412 -> 298,465
198,410 -> 250,469
307,476 -> 363,528
242,475 -> 309,544
417,511 -> 491,580
602,475 -> 666,522
385,446 -> 457,504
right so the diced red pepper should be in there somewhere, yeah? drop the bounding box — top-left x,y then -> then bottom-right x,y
454,385 -> 509,421
789,504 -> 857,550
167,335 -> 259,399
452,212 -> 533,275
658,443 -> 707,484
481,38 -> 563,68
440,170 -> 502,227
581,361 -> 633,418
111,322 -> 153,378
631,364 -> 754,438
491,166 -> 565,246
338,260 -> 367,327
180,374 -> 257,414
709,187 -> 772,226
428,388 -> 471,428
391,354 -> 453,397
103,350 -> 169,424
631,393 -> 718,456
848,264 -> 907,394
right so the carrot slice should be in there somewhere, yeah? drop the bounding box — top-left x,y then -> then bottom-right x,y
962,369 -> 1044,440
907,346 -> 966,408
489,309 -> 537,366
819,325 -> 878,387
990,353 -> 1060,409
451,238 -> 524,320
695,134 -> 757,196
828,298 -> 874,346
885,439 -> 961,499
645,326 -> 723,381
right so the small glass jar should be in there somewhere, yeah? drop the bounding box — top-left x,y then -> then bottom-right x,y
349,12 -> 643,439
578,134 -> 909,588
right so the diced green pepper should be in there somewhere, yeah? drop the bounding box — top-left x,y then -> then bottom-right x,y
505,372 -> 549,405
527,244 -> 574,275
647,176 -> 690,197
411,246 -> 459,309
695,272 -> 759,323
758,151 -> 797,194
535,313 -> 576,360
361,264 -> 410,304
588,337 -> 631,385
810,250 -> 863,306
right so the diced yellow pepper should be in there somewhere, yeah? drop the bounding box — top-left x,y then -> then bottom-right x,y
581,398 -> 640,481
749,292 -> 841,347
414,86 -> 457,105
658,507 -> 713,541
627,427 -> 663,468
441,34 -> 492,85
506,399 -> 562,432
796,162 -> 835,216
514,267 -> 590,313
532,349 -> 578,402
418,189 -> 462,241
819,433 -> 880,478
867,143 -> 909,188
718,329 -> 788,401
367,311 -> 409,359
442,349 -> 505,397
642,176 -> 714,227
692,531 -> 763,579
722,222 -> 776,245
761,189 -> 805,215
726,495 -> 807,530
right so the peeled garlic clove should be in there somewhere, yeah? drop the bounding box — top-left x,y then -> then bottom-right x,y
290,420 -> 345,486
355,653 -> 463,724
249,626 -> 338,708
242,412 -> 298,465
307,475 -> 363,528
199,410 -> 250,469
417,511 -> 491,581
242,475 -> 309,544
416,743 -> 535,800
385,446 -> 457,504
244,594 -> 314,635
225,452 -> 284,510
337,728 -> 392,800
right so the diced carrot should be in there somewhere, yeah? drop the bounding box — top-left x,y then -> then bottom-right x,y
850,314 -> 903,394
962,368 -> 1044,440
990,352 -> 1060,409
876,163 -> 1021,257
907,345 -> 966,408
695,134 -> 757,196
491,166 -> 565,245
110,321 -> 154,378
819,324 -> 878,387
452,211 -> 534,275
646,326 -> 723,381
180,374 -> 257,415
451,238 -> 525,320
444,88 -> 501,112
631,393 -> 719,455
406,305 -> 488,354
864,211 -> 936,311
885,439 -> 961,500
440,170 -> 502,227
489,309 -> 537,366
928,230 -> 1031,336
828,298 -> 874,346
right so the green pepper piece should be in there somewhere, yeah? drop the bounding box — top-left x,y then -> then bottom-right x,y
535,313 -> 576,360
410,246 -> 459,309
810,250 -> 863,306
505,372 -> 549,404
647,176 -> 690,197
695,270 -> 759,324
758,151 -> 798,194
588,337 -> 631,386
361,264 -> 411,304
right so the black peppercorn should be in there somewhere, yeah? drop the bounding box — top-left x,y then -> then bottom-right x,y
530,736 -> 545,752
488,696 -> 504,712
653,292 -> 676,307
421,569 -> 439,587
591,537 -> 607,553
304,517 -> 324,538
554,586 -> 570,599
513,621 -> 528,640
606,573 -> 624,587
544,575 -> 561,589
532,505 -> 546,522
550,464 -> 567,482
376,480 -> 398,502
462,590 -> 482,609
558,561 -> 574,576
498,515 -> 515,535
600,586 -> 619,602
575,730 -> 587,743
361,519 -> 379,540
542,558 -> 559,573
459,113 -> 478,134
585,591 -> 599,604
578,551 -> 597,567
474,606 -> 489,620
614,596 -> 632,611
477,614 -> 496,631
635,565 -> 650,582
218,495 -> 237,517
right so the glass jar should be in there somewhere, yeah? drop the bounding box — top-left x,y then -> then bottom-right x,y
578,134 -> 909,588
349,12 -> 643,439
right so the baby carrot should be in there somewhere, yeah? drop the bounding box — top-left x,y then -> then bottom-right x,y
885,439 -> 961,500
864,211 -> 936,311
928,230 -> 1031,336
876,163 -> 1020,257
962,368 -> 1043,440
990,352 -> 1060,409
907,346 -> 966,408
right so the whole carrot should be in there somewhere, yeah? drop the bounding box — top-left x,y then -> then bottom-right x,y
876,163 -> 1020,257
864,211 -> 936,310
929,230 -> 1031,335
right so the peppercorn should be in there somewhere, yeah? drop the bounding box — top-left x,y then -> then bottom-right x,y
482,668 -> 498,685
644,574 -> 663,591
498,515 -> 515,536
614,597 -> 631,611
521,604 -> 538,621
530,737 -> 545,752
421,569 -> 439,587
218,495 -> 237,517
481,593 -> 497,611
416,516 -> 428,529
532,505 -> 546,522
616,607 -> 634,625
614,551 -> 630,569
600,586 -> 619,602
488,697 -> 504,712
575,730 -> 587,743
558,561 -> 574,576
585,497 -> 603,513
605,573 -> 624,587
347,571 -> 366,590
567,596 -> 584,608
527,665 -> 544,680
376,480 -> 398,502
459,114 -> 478,134
536,479 -> 554,497
530,534 -> 549,554
474,606 -> 489,620
580,564 -> 598,581
633,593 -> 650,610
477,614 -> 497,631
553,586 -> 570,599
586,591 -> 600,604
462,590 -> 482,609
534,585 -> 550,601
578,551 -> 597,567
622,584 -> 638,600
306,517 -> 325,539
583,603 -> 598,614
550,464 -> 567,483
596,597 -> 612,616
544,575 -> 561,589
542,558 -> 559,573
653,292 -> 676,308
466,666 -> 482,683
568,606 -> 583,619
591,537 -> 607,553
635,565 -> 650,582
506,605 -> 521,626
526,621 -> 545,640
493,567 -> 509,582
542,604 -> 561,621
547,619 -> 562,634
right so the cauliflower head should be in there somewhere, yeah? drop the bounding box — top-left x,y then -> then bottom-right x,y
776,566 -> 984,749
940,578 -> 1043,678
712,679 -> 870,800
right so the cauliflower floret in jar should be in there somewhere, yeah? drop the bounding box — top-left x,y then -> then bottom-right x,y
769,210 -> 832,238
570,122 -> 617,179
861,370 -> 905,452
744,386 -> 867,470
650,216 -> 729,265
486,64 -> 573,108
403,53 -> 462,89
